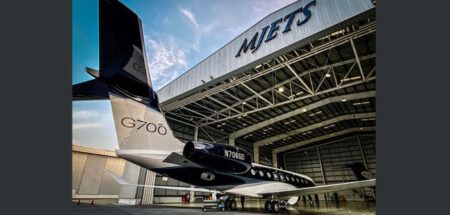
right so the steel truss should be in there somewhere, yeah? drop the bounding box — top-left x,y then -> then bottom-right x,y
163,22 -> 376,128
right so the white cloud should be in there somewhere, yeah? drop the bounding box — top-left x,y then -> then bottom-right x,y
145,37 -> 188,90
73,110 -> 99,119
179,8 -> 199,28
73,122 -> 104,130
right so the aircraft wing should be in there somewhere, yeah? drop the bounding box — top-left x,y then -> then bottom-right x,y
107,170 -> 220,194
257,179 -> 375,197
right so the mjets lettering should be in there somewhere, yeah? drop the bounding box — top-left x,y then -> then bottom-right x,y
235,0 -> 316,58
224,150 -> 245,161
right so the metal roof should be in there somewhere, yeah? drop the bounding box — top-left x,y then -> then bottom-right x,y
160,4 -> 376,164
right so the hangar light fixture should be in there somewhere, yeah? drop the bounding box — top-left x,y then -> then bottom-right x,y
340,76 -> 361,82
242,101 -> 247,105
341,98 -> 347,102
278,87 -> 285,92
284,119 -> 296,125
308,110 -> 322,117
353,101 -> 371,106
361,118 -> 376,121
302,108 -> 307,112
325,73 -> 331,78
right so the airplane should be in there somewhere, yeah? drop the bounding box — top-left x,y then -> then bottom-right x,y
73,0 -> 376,213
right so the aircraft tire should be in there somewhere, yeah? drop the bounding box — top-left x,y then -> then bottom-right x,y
231,200 -> 237,210
265,200 -> 273,212
273,200 -> 280,213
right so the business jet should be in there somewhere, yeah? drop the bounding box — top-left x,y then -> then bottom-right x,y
73,0 -> 376,213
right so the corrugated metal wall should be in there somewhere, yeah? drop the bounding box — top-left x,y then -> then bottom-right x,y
284,135 -> 375,185
158,0 -> 375,104
72,145 -> 126,195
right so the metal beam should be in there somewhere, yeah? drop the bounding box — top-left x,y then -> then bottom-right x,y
317,146 -> 326,185
198,55 -> 375,126
229,91 -> 376,139
207,96 -> 242,115
254,112 -> 376,148
350,38 -> 366,81
241,83 -> 273,105
161,22 -> 375,112
286,64 -> 314,94
272,127 -> 376,156
181,107 -> 215,121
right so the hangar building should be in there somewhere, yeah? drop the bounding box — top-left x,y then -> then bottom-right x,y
72,0 -> 376,205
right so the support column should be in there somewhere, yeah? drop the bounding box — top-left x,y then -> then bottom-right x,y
189,126 -> 199,203
229,137 -> 235,146
317,146 -> 326,185
141,170 -> 156,205
357,137 -> 368,169
194,126 -> 199,141
253,145 -> 260,163
189,185 -> 195,203
272,151 -> 278,168
118,161 -> 141,205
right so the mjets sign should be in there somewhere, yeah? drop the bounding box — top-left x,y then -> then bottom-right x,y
235,0 -> 316,58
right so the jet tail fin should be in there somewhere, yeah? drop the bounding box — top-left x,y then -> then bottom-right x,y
346,162 -> 374,180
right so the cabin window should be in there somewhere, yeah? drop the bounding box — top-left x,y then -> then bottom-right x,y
279,173 -> 285,181
250,169 -> 256,176
273,172 -> 279,180
259,170 -> 264,177
266,172 -> 271,178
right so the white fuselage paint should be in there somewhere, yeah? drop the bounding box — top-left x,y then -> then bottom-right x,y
115,148 -> 315,198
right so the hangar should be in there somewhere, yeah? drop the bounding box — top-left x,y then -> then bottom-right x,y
72,0 -> 376,210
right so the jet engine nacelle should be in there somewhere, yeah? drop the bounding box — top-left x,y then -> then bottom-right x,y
183,141 -> 252,174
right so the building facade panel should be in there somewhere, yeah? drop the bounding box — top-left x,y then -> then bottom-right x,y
158,0 -> 375,104
78,155 -> 108,194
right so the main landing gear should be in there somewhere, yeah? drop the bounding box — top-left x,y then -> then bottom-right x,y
224,198 -> 237,211
264,199 -> 280,213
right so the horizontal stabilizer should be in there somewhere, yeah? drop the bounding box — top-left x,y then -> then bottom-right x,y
73,79 -> 109,101
106,170 -> 220,194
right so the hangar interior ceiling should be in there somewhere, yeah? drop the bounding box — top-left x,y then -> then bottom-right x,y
162,16 -> 376,168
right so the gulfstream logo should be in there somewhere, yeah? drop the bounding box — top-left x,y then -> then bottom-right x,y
224,150 -> 245,161
235,0 -> 316,58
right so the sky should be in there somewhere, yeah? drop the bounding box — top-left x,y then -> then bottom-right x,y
73,0 -> 297,150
